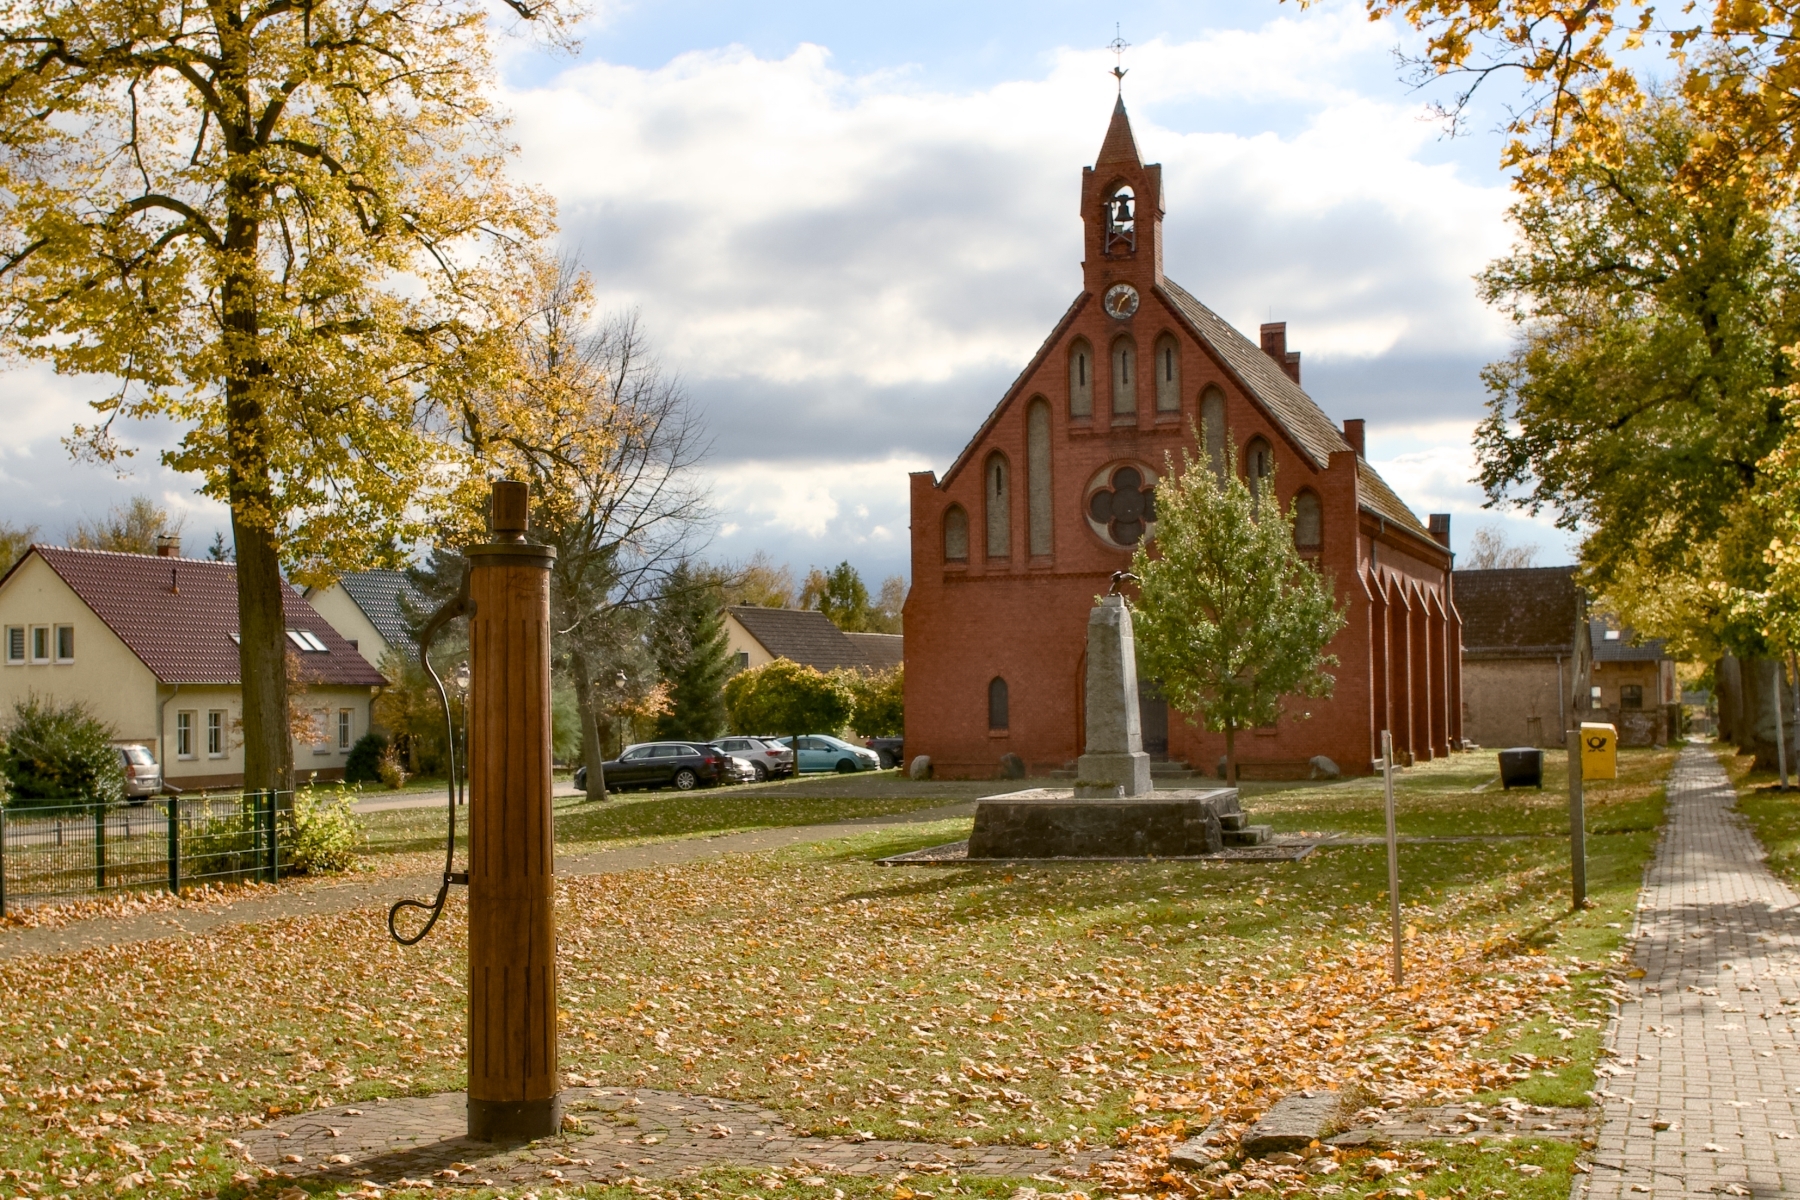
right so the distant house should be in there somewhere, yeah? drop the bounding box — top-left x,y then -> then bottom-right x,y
1590,617 -> 1678,746
1455,566 -> 1591,749
723,606 -> 902,674
0,543 -> 387,790
304,569 -> 420,674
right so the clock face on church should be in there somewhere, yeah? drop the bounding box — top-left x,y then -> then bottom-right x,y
1103,283 -> 1139,320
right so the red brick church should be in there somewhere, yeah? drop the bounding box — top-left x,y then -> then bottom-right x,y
903,97 -> 1462,779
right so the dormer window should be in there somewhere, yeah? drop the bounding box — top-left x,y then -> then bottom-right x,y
1105,185 -> 1136,255
286,629 -> 329,653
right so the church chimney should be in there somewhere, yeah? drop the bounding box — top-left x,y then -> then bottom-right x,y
1259,321 -> 1301,385
1342,419 -> 1365,458
1429,514 -> 1451,547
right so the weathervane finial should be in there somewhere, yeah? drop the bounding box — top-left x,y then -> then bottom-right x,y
1108,24 -> 1130,93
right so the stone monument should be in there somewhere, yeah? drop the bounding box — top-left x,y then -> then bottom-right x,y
963,594 -> 1268,859
1076,593 -> 1153,796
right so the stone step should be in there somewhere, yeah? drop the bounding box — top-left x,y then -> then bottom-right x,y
1150,760 -> 1196,775
1218,812 -> 1248,832
1222,824 -> 1272,847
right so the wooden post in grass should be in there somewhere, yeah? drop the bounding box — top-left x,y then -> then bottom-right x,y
1383,730 -> 1402,987
1568,728 -> 1587,910
465,480 -> 562,1141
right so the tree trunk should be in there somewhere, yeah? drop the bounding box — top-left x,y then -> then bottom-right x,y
1224,720 -> 1238,788
570,647 -> 609,802
1740,656 -> 1787,770
1717,654 -> 1743,745
221,67 -> 289,801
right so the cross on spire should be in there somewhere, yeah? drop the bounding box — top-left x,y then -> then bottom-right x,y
1108,24 -> 1129,93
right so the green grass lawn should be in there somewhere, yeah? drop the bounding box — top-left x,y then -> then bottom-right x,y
0,748 -> 1674,1200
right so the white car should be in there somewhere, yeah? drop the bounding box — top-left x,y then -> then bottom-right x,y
715,737 -> 794,781
723,755 -> 758,785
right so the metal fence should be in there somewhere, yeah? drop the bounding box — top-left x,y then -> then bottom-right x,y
0,791 -> 290,914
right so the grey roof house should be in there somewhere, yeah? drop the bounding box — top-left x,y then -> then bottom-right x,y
305,569 -> 421,675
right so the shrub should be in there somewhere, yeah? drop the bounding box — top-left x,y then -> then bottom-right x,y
344,731 -> 388,785
0,696 -> 125,808
377,744 -> 409,790
183,798 -> 266,882
724,658 -> 852,739
286,783 -> 363,874
844,665 -> 904,738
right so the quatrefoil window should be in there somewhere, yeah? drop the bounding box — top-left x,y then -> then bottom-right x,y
1085,464 -> 1157,547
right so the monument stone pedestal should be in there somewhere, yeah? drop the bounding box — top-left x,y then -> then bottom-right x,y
965,593 -> 1267,860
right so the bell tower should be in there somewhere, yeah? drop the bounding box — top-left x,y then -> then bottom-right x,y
1081,96 -> 1164,296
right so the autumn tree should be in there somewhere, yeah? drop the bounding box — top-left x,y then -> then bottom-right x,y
0,0 -> 563,792
450,260 -> 709,802
0,522 -> 34,574
68,498 -> 182,554
1462,525 -> 1540,570
844,665 -> 903,738
724,659 -> 851,749
1131,442 -> 1344,786
1473,95 -> 1800,764
723,551 -> 797,609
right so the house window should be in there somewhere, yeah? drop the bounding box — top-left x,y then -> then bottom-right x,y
207,710 -> 225,757
176,711 -> 196,759
29,625 -> 50,664
736,651 -> 751,670
54,625 -> 74,662
312,708 -> 331,755
943,505 -> 969,562
1293,491 -> 1323,551
338,708 -> 353,749
988,677 -> 1010,731
1620,684 -> 1643,710
4,627 -> 22,664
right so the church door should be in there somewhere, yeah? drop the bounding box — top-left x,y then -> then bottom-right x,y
1138,679 -> 1169,759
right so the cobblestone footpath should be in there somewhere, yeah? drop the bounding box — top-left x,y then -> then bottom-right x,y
1583,746 -> 1800,1199
240,1087 -> 1100,1190
0,804 -> 974,961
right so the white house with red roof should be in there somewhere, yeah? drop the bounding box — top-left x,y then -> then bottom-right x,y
0,540 -> 386,790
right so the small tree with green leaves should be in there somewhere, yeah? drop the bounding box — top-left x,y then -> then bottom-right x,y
724,659 -> 853,760
0,697 -> 126,807
1132,443 -> 1345,786
844,665 -> 904,738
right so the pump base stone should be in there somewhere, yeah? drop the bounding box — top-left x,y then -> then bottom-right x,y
966,788 -> 1241,859
469,1094 -> 564,1143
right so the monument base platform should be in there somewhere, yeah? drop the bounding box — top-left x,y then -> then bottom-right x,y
965,787 -> 1243,859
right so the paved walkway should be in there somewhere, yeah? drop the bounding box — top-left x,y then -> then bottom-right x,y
1585,746 -> 1800,1198
242,1087 -> 1097,1189
0,803 -> 974,961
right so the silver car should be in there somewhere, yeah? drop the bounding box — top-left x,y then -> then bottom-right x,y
117,744 -> 163,802
715,736 -> 794,781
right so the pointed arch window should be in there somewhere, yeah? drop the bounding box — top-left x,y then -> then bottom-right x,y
1068,339 -> 1093,418
985,452 -> 1011,559
1200,386 -> 1227,479
988,677 -> 1010,731
1245,437 -> 1274,507
1027,398 -> 1052,557
1154,335 -> 1181,413
1293,490 -> 1323,551
943,504 -> 968,562
1111,337 -> 1135,417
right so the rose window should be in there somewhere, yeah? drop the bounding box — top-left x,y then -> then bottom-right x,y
1085,464 -> 1157,547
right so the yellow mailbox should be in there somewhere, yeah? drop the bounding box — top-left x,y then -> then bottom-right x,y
1580,722 -> 1618,781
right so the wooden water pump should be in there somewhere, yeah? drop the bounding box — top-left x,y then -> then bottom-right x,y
465,480 -> 561,1140
388,479 -> 561,1141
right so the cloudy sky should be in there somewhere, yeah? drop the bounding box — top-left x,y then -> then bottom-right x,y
0,0 -> 1577,582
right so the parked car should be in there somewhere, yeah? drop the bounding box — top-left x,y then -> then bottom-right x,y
773,734 -> 882,774
118,744 -> 163,802
575,742 -> 728,793
864,737 -> 905,769
723,755 -> 758,785
715,736 -> 794,781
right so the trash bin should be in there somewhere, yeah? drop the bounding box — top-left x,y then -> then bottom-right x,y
1580,722 -> 1618,781
1499,747 -> 1544,790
